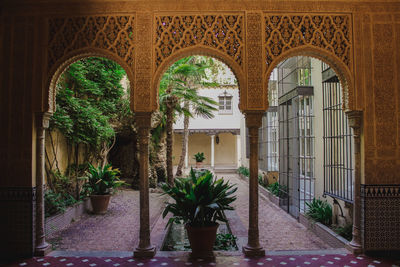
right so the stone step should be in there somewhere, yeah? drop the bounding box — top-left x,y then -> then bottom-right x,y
213,167 -> 237,173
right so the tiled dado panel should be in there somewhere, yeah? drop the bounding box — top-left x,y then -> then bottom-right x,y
361,185 -> 400,251
0,187 -> 36,259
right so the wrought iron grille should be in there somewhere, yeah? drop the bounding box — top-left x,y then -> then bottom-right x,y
258,110 -> 279,171
322,72 -> 354,203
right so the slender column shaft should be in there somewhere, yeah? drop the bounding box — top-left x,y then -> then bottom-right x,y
211,135 -> 215,168
236,134 -> 241,168
346,110 -> 363,253
134,112 -> 156,258
35,113 -> 51,256
243,112 -> 265,256
248,127 -> 260,247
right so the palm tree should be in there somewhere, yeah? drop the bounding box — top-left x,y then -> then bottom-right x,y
158,56 -> 217,184
174,58 -> 218,177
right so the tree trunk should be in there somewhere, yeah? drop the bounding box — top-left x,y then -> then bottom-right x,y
75,143 -> 79,200
176,101 -> 189,177
165,98 -> 175,185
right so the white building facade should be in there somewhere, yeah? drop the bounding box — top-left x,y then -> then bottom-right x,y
242,56 -> 354,225
172,60 -> 243,169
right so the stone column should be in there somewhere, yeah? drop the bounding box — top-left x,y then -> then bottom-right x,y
243,112 -> 265,256
346,110 -> 363,254
134,112 -> 156,258
211,135 -> 215,168
35,112 -> 52,256
236,134 -> 241,168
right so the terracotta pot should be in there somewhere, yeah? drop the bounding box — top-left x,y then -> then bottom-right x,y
90,194 -> 111,214
195,161 -> 203,168
185,223 -> 219,258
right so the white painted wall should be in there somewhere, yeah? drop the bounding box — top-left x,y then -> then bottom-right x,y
239,113 -> 249,168
312,58 -> 325,201
173,87 -> 242,130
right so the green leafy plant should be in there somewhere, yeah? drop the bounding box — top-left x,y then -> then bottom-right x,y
83,163 -> 127,195
237,166 -> 249,177
193,152 -> 205,163
213,233 -> 237,251
44,189 -> 78,217
333,224 -> 353,241
161,168 -> 237,227
267,182 -> 288,198
258,174 -> 268,187
305,198 -> 333,226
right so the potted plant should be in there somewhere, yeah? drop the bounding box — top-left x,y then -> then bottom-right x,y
193,152 -> 205,168
161,168 -> 237,258
83,163 -> 126,214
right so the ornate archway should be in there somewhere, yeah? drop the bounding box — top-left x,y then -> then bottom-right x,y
45,15 -> 136,113
263,13 -> 353,109
152,46 -> 246,110
40,10 -> 359,258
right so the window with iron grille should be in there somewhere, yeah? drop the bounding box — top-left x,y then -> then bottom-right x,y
218,92 -> 233,114
267,110 -> 279,171
323,72 -> 354,203
298,95 -> 315,213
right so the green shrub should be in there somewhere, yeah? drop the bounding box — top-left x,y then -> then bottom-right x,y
333,224 -> 353,241
44,189 -> 78,217
213,233 -> 237,250
161,168 -> 237,227
82,163 -> 127,195
305,198 -> 332,226
45,171 -> 80,217
237,166 -> 249,177
258,174 -> 268,187
193,152 -> 205,162
267,182 -> 287,197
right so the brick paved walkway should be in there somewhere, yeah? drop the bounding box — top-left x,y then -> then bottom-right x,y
215,173 -> 331,251
48,188 -> 166,251
49,173 -> 329,252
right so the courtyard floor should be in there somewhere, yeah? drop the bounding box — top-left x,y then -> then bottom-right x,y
47,172 -> 329,252
7,252 -> 400,267
7,172 -> 400,266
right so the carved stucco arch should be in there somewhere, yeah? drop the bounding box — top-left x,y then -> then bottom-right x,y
46,47 -> 135,113
263,13 -> 354,110
265,45 -> 354,111
152,46 -> 246,111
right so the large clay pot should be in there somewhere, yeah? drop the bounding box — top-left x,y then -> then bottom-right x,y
185,223 -> 219,258
90,194 -> 111,214
195,161 -> 203,168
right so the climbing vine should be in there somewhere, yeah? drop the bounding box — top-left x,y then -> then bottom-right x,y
45,57 -> 130,213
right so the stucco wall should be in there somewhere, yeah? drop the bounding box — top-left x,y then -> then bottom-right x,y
173,132 -> 237,166
174,87 -> 241,130
45,130 -> 90,181
214,133 -> 237,165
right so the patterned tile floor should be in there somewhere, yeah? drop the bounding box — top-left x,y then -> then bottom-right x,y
5,253 -> 400,267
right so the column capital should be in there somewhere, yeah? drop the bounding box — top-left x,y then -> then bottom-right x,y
244,111 -> 264,128
35,112 -> 52,129
345,110 -> 363,130
135,112 -> 153,129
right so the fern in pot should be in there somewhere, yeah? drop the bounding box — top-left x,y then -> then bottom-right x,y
193,152 -> 205,168
83,163 -> 126,214
161,168 -> 237,258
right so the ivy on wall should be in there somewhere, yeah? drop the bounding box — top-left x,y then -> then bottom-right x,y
45,57 -> 130,215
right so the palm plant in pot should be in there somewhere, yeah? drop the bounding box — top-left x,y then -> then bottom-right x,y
193,152 -> 205,168
161,168 -> 237,258
83,163 -> 126,214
